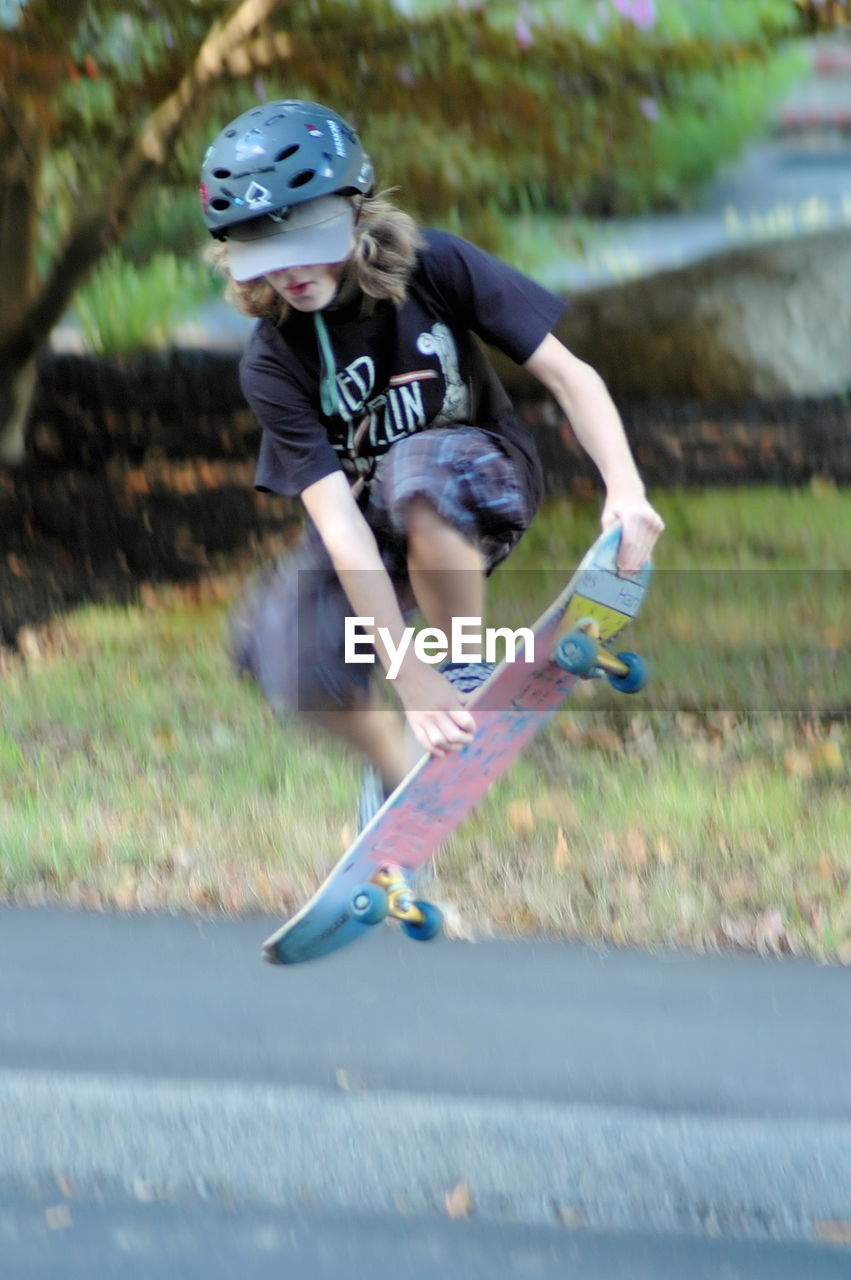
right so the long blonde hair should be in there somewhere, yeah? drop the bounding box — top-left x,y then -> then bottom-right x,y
209,192 -> 424,323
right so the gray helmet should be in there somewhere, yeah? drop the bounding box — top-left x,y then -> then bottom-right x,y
200,100 -> 374,238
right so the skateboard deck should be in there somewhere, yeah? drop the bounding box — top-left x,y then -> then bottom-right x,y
263,523 -> 651,965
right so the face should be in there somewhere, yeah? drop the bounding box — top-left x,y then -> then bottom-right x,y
264,262 -> 343,312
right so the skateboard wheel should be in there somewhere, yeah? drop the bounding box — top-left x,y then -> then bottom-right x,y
351,883 -> 389,925
401,901 -> 443,942
606,651 -> 648,694
555,630 -> 598,678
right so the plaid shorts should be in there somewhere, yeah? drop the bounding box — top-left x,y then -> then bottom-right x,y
230,427 -> 532,714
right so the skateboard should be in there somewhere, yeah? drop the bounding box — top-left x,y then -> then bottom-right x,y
263,523 -> 651,966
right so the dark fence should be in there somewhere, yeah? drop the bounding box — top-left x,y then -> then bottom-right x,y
1,349 -> 849,644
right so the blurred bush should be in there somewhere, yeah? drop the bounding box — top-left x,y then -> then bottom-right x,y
32,0 -> 810,347
73,251 -> 215,354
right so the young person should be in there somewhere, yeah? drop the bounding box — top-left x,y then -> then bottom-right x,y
200,99 -> 664,812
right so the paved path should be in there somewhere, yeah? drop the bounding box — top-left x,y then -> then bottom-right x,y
6,1197 -> 850,1280
1,906 -> 848,1264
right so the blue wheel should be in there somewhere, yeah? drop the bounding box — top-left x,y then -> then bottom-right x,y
606,651 -> 649,694
351,883 -> 389,925
555,631 -> 598,678
401,901 -> 443,942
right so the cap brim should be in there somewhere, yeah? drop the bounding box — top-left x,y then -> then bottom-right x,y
226,202 -> 355,282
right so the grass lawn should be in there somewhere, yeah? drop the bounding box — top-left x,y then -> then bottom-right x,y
1,486 -> 848,961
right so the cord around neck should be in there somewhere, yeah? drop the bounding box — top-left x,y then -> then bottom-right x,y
313,311 -> 341,417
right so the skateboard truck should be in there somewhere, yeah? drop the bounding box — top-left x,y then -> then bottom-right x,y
350,864 -> 443,942
554,618 -> 649,693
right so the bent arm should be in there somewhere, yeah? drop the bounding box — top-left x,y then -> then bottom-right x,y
300,471 -> 411,677
300,470 -> 476,753
523,333 -> 664,570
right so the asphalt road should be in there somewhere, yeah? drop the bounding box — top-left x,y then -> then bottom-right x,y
5,1197 -> 851,1280
0,905 -> 849,1278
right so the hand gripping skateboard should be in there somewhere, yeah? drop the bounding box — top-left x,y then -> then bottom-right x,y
262,523 -> 651,966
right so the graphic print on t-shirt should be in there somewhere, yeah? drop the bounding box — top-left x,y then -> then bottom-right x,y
332,322 -> 470,473
417,323 -> 470,426
244,227 -> 567,501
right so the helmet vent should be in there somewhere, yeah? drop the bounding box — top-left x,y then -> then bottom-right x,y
210,198 -> 231,211
275,144 -> 300,162
288,169 -> 316,188
212,168 -> 231,179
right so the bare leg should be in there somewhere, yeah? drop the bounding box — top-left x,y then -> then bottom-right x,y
303,500 -> 485,789
305,694 -> 413,794
404,496 -> 486,633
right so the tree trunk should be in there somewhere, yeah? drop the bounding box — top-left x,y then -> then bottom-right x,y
0,0 -> 282,466
0,89 -> 46,464
0,357 -> 37,466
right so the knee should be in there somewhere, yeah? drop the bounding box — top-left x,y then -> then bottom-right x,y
404,495 -> 440,545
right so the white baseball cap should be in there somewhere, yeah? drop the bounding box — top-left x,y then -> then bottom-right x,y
225,195 -> 355,282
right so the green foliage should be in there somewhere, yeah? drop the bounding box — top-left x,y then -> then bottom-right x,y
164,0 -> 806,242
23,0 -> 811,245
591,43 -> 805,215
73,250 -> 215,353
0,0 -> 826,362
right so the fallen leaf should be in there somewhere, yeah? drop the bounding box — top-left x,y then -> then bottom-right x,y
445,1182 -> 473,1220
655,836 -> 673,866
755,908 -> 790,955
439,901 -> 476,941
722,875 -> 759,908
623,874 -> 645,909
16,626 -> 43,661
533,788 -> 579,826
506,799 -> 535,837
45,1204 -> 72,1230
622,824 -> 648,870
813,742 -> 844,776
553,1202 -> 588,1228
113,873 -> 138,912
719,915 -> 755,950
552,828 -> 570,873
584,724 -> 623,754
555,714 -> 583,744
815,1220 -> 851,1246
784,748 -> 813,778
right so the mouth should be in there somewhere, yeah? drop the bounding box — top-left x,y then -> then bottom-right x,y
285,281 -> 312,298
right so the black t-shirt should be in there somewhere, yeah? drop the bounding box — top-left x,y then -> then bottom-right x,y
239,228 -> 566,512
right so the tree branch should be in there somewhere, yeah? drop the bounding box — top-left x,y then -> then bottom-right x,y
0,0 -> 285,370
